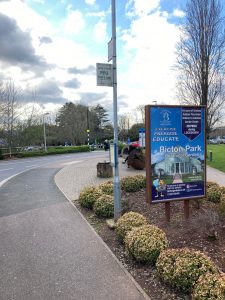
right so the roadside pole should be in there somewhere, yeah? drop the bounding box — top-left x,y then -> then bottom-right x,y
112,0 -> 121,220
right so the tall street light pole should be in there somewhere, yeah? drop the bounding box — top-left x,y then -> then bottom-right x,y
87,107 -> 90,146
112,0 -> 121,219
43,113 -> 49,152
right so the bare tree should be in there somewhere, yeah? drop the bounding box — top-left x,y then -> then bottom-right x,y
0,80 -> 22,154
136,105 -> 145,124
176,0 -> 225,132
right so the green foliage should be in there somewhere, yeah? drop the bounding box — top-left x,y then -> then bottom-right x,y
207,186 -> 222,203
16,151 -> 47,158
219,186 -> 225,195
207,145 -> 225,173
125,225 -> 168,264
93,194 -> 114,218
121,175 -> 146,193
78,186 -> 102,209
115,212 -> 148,242
129,123 -> 145,141
192,273 -> 225,300
217,195 -> 225,218
98,181 -> 114,195
156,248 -> 218,293
16,145 -> 90,158
206,181 -> 220,189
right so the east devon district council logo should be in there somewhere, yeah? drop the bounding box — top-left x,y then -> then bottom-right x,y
160,110 -> 172,126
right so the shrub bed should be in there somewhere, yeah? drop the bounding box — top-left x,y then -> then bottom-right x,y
78,186 -> 102,209
206,181 -> 220,189
156,248 -> 218,293
125,224 -> 168,264
217,195 -> 225,218
98,181 -> 114,195
207,186 -> 222,203
115,212 -> 148,242
121,175 -> 146,193
192,273 -> 225,300
93,194 -> 114,218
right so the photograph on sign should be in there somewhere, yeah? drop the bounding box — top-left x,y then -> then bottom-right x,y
145,105 -> 206,204
96,63 -> 113,87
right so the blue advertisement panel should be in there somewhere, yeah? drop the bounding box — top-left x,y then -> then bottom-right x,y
150,106 -> 206,203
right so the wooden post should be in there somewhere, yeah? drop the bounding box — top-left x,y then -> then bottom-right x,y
165,202 -> 171,222
184,200 -> 190,220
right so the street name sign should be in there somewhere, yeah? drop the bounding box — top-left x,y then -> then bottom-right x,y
96,63 -> 113,87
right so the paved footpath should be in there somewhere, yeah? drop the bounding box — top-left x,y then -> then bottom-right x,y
55,156 -> 225,201
0,157 -> 149,300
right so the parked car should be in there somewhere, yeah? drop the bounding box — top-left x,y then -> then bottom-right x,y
24,146 -> 42,151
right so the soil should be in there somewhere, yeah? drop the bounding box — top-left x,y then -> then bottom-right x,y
73,190 -> 225,300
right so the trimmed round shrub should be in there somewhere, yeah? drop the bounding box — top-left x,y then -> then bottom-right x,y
133,174 -> 146,189
78,186 -> 102,209
156,248 -> 218,293
115,212 -> 148,242
98,180 -> 114,195
207,181 -> 220,189
121,175 -> 145,193
207,186 -> 222,203
125,224 -> 168,265
192,273 -> 225,300
217,195 -> 225,218
219,186 -> 225,195
93,194 -> 114,218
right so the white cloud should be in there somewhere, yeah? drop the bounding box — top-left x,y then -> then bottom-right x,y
63,10 -> 85,35
85,0 -> 96,5
32,0 -> 45,4
119,9 -> 180,110
94,20 -> 107,42
126,0 -> 160,17
0,0 -> 54,36
173,9 -> 185,18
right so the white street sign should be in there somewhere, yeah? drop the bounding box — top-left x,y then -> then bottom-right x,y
96,63 -> 113,87
108,38 -> 113,62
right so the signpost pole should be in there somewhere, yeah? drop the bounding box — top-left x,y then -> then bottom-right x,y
112,0 -> 121,220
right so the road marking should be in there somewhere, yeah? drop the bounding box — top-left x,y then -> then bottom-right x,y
25,165 -> 38,168
0,168 -> 13,172
62,160 -> 83,166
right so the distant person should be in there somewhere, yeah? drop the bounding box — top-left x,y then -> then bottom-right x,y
104,140 -> 109,151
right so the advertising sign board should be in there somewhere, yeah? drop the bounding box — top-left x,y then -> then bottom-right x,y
145,105 -> 206,204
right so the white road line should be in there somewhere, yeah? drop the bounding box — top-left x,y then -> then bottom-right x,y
0,168 -> 13,172
62,160 -> 82,165
25,165 -> 38,168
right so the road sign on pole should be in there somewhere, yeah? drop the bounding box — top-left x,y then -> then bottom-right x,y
96,63 -> 113,87
108,38 -> 113,62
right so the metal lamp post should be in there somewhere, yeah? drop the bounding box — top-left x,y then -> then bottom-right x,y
43,113 -> 49,152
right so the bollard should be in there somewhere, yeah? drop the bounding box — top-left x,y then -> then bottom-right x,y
209,151 -> 212,162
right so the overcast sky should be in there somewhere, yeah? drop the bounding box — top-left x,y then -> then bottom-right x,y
0,0 -> 186,115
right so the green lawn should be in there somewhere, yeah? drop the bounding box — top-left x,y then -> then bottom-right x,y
207,144 -> 225,173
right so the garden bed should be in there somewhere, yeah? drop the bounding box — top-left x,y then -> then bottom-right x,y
74,189 -> 225,300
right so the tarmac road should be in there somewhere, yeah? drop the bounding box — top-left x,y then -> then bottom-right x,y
0,151 -> 106,187
0,153 -> 149,300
